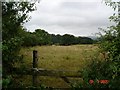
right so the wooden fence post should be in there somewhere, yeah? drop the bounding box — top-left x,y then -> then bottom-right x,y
32,50 -> 38,87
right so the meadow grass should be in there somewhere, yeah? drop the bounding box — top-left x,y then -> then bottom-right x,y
16,44 -> 99,88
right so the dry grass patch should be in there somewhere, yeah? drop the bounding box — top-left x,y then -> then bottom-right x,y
17,44 -> 99,88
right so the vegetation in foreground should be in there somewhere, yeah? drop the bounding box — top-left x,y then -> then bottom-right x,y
75,1 -> 120,89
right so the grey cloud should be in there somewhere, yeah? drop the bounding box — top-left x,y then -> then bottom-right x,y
60,2 -> 99,10
24,0 -> 114,36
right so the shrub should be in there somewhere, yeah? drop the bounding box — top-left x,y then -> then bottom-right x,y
74,1 -> 120,89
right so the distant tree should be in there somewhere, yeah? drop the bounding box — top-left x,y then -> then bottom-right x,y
51,34 -> 57,44
22,29 -> 94,47
33,29 -> 51,45
50,34 -> 62,45
80,37 -> 93,44
61,34 -> 75,45
50,33 -> 94,45
55,34 -> 63,45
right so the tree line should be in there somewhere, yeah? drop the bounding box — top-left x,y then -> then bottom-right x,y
22,29 -> 94,46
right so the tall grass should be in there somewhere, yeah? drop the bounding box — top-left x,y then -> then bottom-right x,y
15,44 -> 99,88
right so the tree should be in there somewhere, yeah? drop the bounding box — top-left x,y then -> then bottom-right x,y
61,34 -> 75,45
80,37 -> 93,44
33,29 -> 51,45
2,2 -> 36,87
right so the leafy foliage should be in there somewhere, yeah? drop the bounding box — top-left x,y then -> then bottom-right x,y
2,2 -> 36,88
98,1 -> 120,82
76,1 -> 120,89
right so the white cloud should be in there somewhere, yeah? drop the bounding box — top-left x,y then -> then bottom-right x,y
24,0 -> 115,36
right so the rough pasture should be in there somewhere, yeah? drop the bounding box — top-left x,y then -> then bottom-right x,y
15,44 -> 99,88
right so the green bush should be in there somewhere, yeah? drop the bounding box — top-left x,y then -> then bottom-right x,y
2,2 -> 36,88
73,57 -> 120,89
74,1 -> 120,89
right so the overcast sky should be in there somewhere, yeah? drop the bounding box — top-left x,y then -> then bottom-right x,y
24,0 -> 115,36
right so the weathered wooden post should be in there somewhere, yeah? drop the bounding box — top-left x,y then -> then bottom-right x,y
33,50 -> 38,68
32,50 -> 38,87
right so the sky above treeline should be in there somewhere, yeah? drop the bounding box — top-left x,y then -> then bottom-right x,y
24,0 -> 116,36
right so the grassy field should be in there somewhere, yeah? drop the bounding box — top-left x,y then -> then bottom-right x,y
15,44 -> 100,88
